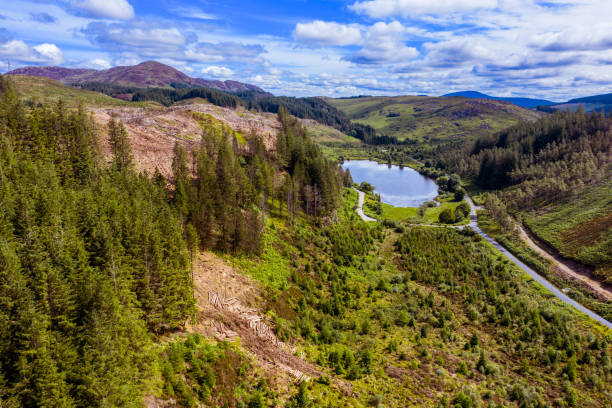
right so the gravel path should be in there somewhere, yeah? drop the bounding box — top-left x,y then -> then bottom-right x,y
354,188 -> 376,222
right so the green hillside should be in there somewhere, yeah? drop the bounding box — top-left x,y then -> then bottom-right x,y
329,95 -> 541,143
8,75 -> 134,107
443,110 -> 612,283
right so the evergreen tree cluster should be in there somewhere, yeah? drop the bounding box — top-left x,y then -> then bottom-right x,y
75,82 -> 242,108
0,75 -> 350,406
131,87 -> 241,108
443,110 -> 611,208
172,106 -> 347,254
0,76 -> 195,406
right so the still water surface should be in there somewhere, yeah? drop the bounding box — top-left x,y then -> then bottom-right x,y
341,160 -> 438,207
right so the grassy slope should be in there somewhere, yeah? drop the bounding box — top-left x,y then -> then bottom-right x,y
522,178 -> 612,283
304,121 -> 363,145
329,96 -> 541,143
8,75 -> 141,107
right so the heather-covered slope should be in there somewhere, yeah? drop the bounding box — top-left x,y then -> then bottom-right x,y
8,60 -> 266,93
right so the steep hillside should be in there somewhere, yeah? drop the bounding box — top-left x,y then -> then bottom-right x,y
8,61 -> 266,93
329,95 -> 542,144
2,72 -> 611,408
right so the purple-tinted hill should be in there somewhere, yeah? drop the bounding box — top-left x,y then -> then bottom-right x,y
8,61 -> 268,94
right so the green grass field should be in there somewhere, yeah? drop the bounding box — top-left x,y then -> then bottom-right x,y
363,191 -> 469,225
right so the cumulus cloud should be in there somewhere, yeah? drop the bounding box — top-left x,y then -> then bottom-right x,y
294,21 -> 362,46
350,0 -> 497,18
82,22 -> 186,57
86,58 -> 111,69
538,30 -> 612,52
30,12 -> 57,24
0,39 -> 64,65
201,66 -> 234,78
81,21 -> 266,67
421,39 -> 495,68
346,21 -> 418,64
71,0 -> 134,20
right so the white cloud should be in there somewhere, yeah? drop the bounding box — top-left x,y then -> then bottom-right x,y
83,23 -> 186,57
294,21 -> 362,46
0,39 -> 64,65
347,21 -> 418,64
170,6 -> 217,20
201,66 -> 234,78
32,43 -> 64,64
350,0 -> 497,18
87,58 -> 111,69
72,0 -> 134,20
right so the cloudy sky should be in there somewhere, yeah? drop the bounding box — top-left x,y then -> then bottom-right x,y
0,0 -> 610,100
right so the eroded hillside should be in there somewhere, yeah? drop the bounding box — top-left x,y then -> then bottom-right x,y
91,102 -> 281,177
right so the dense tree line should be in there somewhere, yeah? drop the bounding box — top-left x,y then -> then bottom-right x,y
246,95 -> 396,145
0,76 -> 194,406
442,110 -> 611,208
76,82 -> 241,108
131,87 -> 241,108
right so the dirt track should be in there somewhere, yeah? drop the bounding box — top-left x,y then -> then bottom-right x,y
517,225 -> 612,301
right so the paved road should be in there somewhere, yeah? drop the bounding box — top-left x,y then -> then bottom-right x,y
351,186 -> 612,329
464,196 -> 612,330
353,188 -> 376,222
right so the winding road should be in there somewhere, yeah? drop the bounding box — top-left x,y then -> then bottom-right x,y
353,187 -> 612,330
463,196 -> 612,329
354,188 -> 376,222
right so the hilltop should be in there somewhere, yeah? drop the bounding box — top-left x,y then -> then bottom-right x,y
8,60 -> 267,94
442,90 -> 556,108
328,95 -> 541,144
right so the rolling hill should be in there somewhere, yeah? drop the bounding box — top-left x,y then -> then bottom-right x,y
8,60 -> 266,93
7,74 -> 134,107
442,90 -> 555,108
328,95 -> 542,144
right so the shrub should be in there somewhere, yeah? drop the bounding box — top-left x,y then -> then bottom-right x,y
439,208 -> 455,224
456,202 -> 470,217
454,189 -> 466,201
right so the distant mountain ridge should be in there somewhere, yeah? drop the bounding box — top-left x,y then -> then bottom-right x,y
567,92 -> 612,104
442,91 -> 555,108
8,61 -> 268,94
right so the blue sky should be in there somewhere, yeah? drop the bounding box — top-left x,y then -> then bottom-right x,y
1,0 -> 611,100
